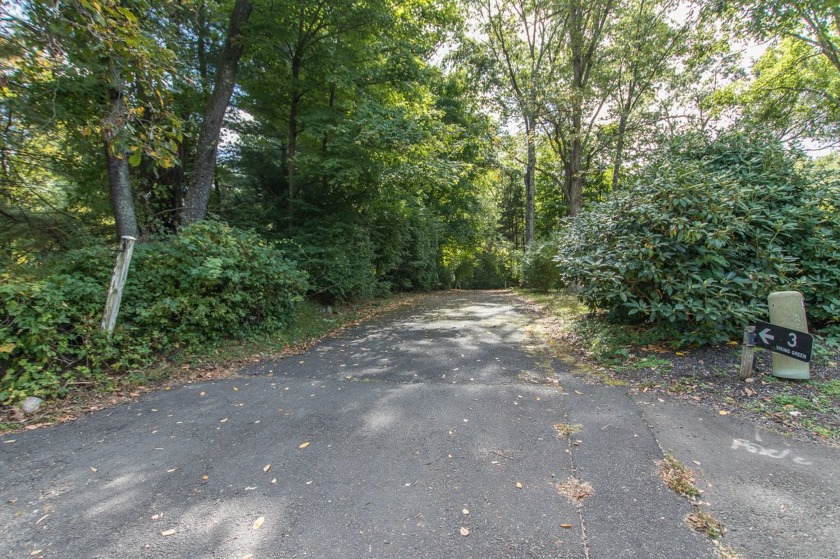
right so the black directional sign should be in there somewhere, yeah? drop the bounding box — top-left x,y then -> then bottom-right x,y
753,320 -> 813,363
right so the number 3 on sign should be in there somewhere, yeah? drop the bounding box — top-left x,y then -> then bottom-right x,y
788,332 -> 797,348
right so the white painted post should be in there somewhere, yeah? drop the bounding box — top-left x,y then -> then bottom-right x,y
101,236 -> 136,336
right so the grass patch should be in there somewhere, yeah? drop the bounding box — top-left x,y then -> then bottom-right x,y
686,510 -> 724,539
553,423 -> 583,437
659,453 -> 701,499
817,380 -> 840,398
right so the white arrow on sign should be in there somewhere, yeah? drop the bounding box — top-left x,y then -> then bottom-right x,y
758,328 -> 775,345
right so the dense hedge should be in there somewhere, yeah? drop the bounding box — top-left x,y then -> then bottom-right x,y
552,132 -> 840,345
0,222 -> 308,402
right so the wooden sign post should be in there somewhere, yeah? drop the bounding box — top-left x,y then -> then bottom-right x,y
101,236 -> 136,336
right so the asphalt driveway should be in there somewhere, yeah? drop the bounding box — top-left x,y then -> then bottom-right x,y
2,291 -> 836,558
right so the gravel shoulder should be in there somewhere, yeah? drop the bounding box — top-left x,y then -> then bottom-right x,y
517,292 -> 840,447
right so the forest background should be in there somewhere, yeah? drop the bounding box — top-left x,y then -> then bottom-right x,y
1,0 -> 838,404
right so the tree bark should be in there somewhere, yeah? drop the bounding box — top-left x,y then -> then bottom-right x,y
102,64 -> 138,238
182,0 -> 252,225
287,53 -> 302,220
524,114 -> 536,246
610,103 -> 630,192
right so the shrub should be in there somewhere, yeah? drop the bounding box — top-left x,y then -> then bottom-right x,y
554,131 -> 840,345
520,238 -> 563,291
0,221 -> 308,402
290,222 -> 379,302
123,221 -> 308,343
384,210 -> 441,291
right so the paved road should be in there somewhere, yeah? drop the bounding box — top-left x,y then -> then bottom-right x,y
1,291 -> 837,558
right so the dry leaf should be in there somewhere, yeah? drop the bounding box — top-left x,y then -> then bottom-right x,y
30,551 -> 43,556
233,387 -> 239,391
515,482 -> 523,489
220,418 -> 228,423
202,475 -> 209,481
718,410 -> 730,416
459,527 -> 470,536
560,524 -> 573,529
745,388 -> 756,397
252,516 -> 265,530
298,442 -> 310,449
263,464 -> 271,473
271,478 -> 277,484
161,528 -> 176,536
675,352 -> 687,357
727,340 -> 739,346
200,391 -> 207,396
90,467 -> 98,472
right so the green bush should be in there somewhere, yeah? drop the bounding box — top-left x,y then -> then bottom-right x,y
290,222 -> 379,302
385,210 -> 441,291
554,131 -> 840,345
520,238 -> 562,291
0,221 -> 308,402
123,221 -> 308,343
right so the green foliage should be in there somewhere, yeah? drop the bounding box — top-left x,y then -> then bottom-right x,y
383,210 -> 442,292
0,221 -> 307,403
553,131 -> 840,345
123,221 -> 308,343
520,238 -> 562,291
289,222 -> 379,302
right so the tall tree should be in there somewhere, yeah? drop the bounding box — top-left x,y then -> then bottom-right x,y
182,0 -> 253,225
467,0 -> 563,245
2,0 -> 182,239
602,0 -> 688,191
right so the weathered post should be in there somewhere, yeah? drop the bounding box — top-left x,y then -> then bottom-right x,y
739,325 -> 756,380
101,235 -> 136,336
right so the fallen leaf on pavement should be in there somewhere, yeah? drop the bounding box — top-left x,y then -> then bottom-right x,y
271,478 -> 277,484
298,442 -> 310,449
90,467 -> 98,472
161,529 -> 176,536
252,516 -> 265,530
460,527 -> 470,536
560,524 -> 573,529
515,482 -> 523,489
718,410 -> 729,416
263,464 -> 271,473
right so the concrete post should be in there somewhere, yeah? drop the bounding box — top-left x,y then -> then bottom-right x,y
768,291 -> 809,380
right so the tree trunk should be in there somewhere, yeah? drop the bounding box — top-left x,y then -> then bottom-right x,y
287,53 -> 302,220
182,0 -> 252,226
102,64 -> 138,238
610,109 -> 629,192
524,114 -> 536,246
